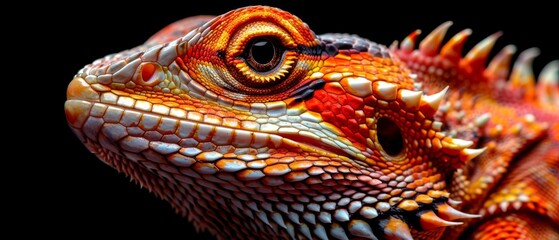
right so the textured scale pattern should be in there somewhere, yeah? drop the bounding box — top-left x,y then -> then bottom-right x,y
65,6 -> 558,240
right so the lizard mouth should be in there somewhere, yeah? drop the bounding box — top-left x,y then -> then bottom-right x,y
276,133 -> 353,158
65,76 -> 352,161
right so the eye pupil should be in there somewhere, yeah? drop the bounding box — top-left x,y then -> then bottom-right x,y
251,40 -> 275,65
244,37 -> 283,73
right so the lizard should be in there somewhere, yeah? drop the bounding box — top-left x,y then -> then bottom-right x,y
64,5 -> 559,240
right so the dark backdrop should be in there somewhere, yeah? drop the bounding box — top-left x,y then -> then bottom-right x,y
30,1 -> 557,238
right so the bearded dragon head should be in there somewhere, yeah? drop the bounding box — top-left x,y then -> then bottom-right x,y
66,6 -> 485,239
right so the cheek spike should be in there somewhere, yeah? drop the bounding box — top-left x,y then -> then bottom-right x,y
420,86 -> 449,116
419,210 -> 463,230
459,147 -> 487,163
437,203 -> 481,220
399,89 -> 423,109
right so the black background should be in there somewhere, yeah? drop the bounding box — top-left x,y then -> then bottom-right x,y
23,1 -> 557,239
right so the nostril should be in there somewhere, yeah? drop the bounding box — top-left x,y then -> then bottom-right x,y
137,62 -> 162,86
376,117 -> 404,156
141,63 -> 156,81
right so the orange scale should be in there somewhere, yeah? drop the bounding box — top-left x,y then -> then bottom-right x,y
350,53 -> 364,60
388,101 -> 400,110
406,182 -> 418,189
366,99 -> 381,111
319,66 -> 334,73
328,102 -> 341,112
350,64 -> 364,71
337,94 -> 349,105
283,152 -> 298,157
123,88 -> 136,93
341,104 -> 355,116
305,155 -> 319,161
333,53 -> 351,61
305,98 -> 325,112
364,69 -> 379,77
333,58 -> 351,66
318,111 -> 334,122
323,82 -> 345,95
340,126 -> 353,137
502,226 -> 517,232
265,158 -> 279,165
337,115 -> 348,124
312,160 -> 329,167
332,173 -> 345,180
377,164 -> 391,171
312,89 -> 328,100
147,98 -> 164,103
323,166 -> 338,173
263,164 -> 290,176
278,157 -> 295,164
322,59 -> 338,67
346,95 -> 364,109
177,105 -> 194,111
130,94 -> 147,100
336,166 -> 350,173
111,89 -> 130,96
192,102 -> 205,108
207,108 -> 220,114
345,174 -> 358,181
358,122 -> 369,133
364,158 -> 378,166
162,101 -> 180,107
348,118 -> 359,131
317,101 -> 332,113
324,161 -> 340,167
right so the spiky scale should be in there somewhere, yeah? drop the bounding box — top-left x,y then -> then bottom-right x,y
348,220 -> 378,239
437,203 -> 481,220
485,45 -> 517,81
384,217 -> 413,240
537,60 -> 559,106
420,86 -> 448,116
441,29 -> 472,61
401,30 -> 422,53
419,211 -> 463,230
459,147 -> 487,163
464,32 -> 502,71
420,21 -> 453,56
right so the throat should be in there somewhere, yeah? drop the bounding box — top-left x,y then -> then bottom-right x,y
85,140 -> 285,239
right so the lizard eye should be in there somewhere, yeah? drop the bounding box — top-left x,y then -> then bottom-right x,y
178,9 -> 319,101
244,37 -> 284,73
223,21 -> 300,92
231,34 -> 297,88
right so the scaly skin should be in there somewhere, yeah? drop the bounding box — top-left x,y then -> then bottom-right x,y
65,6 -> 558,240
